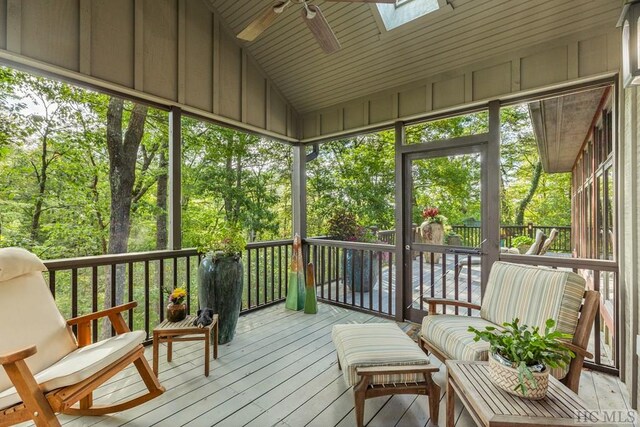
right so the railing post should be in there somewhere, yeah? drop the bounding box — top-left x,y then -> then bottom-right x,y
168,106 -> 182,250
527,222 -> 534,238
481,100 -> 501,294
394,121 -> 406,322
292,144 -> 307,239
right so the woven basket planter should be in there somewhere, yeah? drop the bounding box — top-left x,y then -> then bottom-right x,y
488,353 -> 549,400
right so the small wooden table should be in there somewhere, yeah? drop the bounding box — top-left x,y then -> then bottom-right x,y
446,360 -> 598,427
152,314 -> 218,377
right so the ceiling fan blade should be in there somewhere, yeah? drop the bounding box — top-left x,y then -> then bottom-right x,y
324,0 -> 396,3
237,2 -> 288,41
301,5 -> 341,54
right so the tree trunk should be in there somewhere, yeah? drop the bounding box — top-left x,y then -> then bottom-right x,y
156,151 -> 168,250
515,161 -> 542,225
30,130 -> 49,242
103,98 -> 148,338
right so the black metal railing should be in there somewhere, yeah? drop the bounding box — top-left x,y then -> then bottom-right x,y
305,238 -> 396,318
43,241 -> 292,343
408,246 -> 482,318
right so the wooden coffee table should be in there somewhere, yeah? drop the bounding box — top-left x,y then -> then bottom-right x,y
446,360 -> 598,427
152,314 -> 218,377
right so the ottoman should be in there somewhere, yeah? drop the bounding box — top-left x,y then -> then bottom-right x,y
332,323 -> 440,426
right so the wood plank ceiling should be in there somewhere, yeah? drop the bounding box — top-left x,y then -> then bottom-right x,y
205,0 -> 621,114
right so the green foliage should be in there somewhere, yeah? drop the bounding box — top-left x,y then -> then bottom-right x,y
500,106 -> 571,226
468,318 -> 574,395
512,235 -> 535,247
326,208 -> 377,242
307,131 -> 395,236
326,209 -> 359,240
197,222 -> 247,256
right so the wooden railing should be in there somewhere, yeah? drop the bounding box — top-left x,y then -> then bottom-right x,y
305,238 -> 397,318
451,224 -> 572,253
43,240 -> 292,343
377,224 -> 572,252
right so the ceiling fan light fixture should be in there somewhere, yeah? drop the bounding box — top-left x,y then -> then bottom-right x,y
303,2 -> 317,19
273,1 -> 290,14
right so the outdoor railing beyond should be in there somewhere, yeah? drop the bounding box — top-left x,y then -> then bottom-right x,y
304,238 -> 397,318
43,240 -> 292,343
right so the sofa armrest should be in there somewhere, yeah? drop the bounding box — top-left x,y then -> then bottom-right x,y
0,346 -> 37,365
559,340 -> 593,360
423,298 -> 481,314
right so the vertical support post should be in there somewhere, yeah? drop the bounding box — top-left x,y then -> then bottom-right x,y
292,144 -> 307,239
169,106 -> 182,250
482,100 -> 501,294
394,121 -> 406,322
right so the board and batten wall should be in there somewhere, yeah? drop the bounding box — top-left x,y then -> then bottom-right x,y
0,0 -> 298,142
300,24 -> 620,142
621,81 -> 640,409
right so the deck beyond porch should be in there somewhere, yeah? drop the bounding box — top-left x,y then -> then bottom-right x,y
38,303 -> 630,427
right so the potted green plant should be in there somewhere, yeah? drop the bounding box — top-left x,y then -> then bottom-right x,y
468,318 -> 574,400
326,209 -> 378,292
197,222 -> 247,344
512,235 -> 535,254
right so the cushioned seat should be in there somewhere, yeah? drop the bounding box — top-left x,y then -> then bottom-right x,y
421,261 -> 587,381
332,323 -> 430,386
0,330 -> 145,410
420,315 -> 492,361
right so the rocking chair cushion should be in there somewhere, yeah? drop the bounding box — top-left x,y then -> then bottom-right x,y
0,271 -> 78,395
0,330 -> 145,410
0,247 -> 47,282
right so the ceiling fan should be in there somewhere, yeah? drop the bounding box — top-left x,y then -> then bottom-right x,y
237,0 -> 395,54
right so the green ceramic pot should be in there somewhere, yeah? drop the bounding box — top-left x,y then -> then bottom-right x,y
198,251 -> 244,344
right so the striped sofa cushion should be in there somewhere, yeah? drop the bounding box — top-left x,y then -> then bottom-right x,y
331,323 -> 430,386
420,315 -> 571,379
481,262 -> 585,335
420,315 -> 492,361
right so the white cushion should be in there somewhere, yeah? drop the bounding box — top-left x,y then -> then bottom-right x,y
0,247 -> 47,282
0,331 -> 145,410
0,271 -> 78,394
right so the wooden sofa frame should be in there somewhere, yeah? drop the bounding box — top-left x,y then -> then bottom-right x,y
0,302 -> 165,427
419,290 -> 599,394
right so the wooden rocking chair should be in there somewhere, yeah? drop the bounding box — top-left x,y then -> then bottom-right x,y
0,248 -> 164,427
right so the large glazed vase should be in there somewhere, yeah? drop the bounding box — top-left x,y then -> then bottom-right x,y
344,249 -> 379,293
198,251 -> 244,344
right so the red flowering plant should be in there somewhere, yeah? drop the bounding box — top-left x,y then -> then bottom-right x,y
422,206 -> 447,225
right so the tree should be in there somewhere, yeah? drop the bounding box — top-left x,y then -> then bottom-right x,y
104,98 -> 147,309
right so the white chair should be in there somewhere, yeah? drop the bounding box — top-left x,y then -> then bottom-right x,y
0,248 -> 164,427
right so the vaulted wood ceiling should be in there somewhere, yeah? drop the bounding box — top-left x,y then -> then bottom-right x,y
206,0 -> 621,114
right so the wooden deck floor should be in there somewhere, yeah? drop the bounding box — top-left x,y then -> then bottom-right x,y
38,302 -> 630,427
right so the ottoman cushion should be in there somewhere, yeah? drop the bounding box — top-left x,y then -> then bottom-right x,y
331,323 -> 430,386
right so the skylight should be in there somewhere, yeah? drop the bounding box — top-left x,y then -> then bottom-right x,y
377,0 -> 442,31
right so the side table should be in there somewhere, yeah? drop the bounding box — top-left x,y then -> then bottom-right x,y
153,314 -> 219,377
446,360 -> 604,427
